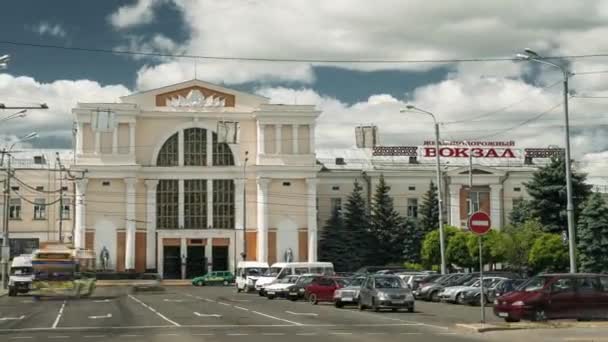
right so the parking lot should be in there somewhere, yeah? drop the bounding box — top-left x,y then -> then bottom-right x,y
0,285 -> 503,341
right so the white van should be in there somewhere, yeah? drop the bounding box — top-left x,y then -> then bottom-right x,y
8,254 -> 33,296
235,261 -> 269,292
254,262 -> 334,295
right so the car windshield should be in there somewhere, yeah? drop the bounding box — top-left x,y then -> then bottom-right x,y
521,276 -> 549,292
297,276 -> 315,285
375,277 -> 404,289
264,267 -> 282,277
246,268 -> 267,276
347,277 -> 365,287
11,267 -> 33,275
463,278 -> 480,286
336,278 -> 349,286
280,276 -> 298,284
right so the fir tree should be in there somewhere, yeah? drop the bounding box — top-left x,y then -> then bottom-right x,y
318,206 -> 349,271
342,179 -> 371,271
577,193 -> 608,273
402,218 -> 423,264
509,199 -> 533,227
418,181 -> 439,233
370,174 -> 407,265
525,156 -> 592,234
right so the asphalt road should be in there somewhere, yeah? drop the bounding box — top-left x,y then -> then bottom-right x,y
0,285 -> 496,341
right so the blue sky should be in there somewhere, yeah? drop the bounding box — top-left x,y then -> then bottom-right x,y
1,0 -> 608,182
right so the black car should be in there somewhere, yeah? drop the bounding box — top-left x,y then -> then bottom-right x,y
287,274 -> 319,301
462,278 -> 526,306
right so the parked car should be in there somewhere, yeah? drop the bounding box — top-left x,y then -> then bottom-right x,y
192,271 -> 235,286
462,278 -> 525,306
358,275 -> 415,312
396,272 -> 428,289
235,261 -> 269,292
417,273 -> 475,301
494,273 -> 608,322
305,276 -> 348,304
334,276 -> 366,308
255,262 -> 334,295
287,274 -> 319,301
439,277 -> 507,304
354,266 -> 408,275
265,275 -> 300,299
411,273 -> 442,293
8,255 -> 33,296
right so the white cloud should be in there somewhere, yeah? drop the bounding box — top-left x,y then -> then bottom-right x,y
109,0 -> 164,29
32,22 -> 66,38
0,74 -> 130,148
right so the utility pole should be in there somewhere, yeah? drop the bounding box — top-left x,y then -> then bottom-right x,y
1,149 -> 12,289
241,151 -> 248,261
57,154 -> 64,243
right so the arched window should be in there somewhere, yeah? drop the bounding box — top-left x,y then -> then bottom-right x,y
157,133 -> 178,166
213,132 -> 235,166
184,128 -> 207,166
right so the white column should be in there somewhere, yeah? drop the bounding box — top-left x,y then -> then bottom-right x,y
206,128 -> 213,166
306,178 -> 318,262
275,124 -> 282,155
234,179 -> 245,231
178,180 -> 185,229
112,126 -> 118,155
490,184 -> 503,229
94,132 -> 101,155
449,184 -> 462,228
129,123 -> 136,155
207,179 -> 214,228
180,238 -> 187,279
76,123 -> 84,155
205,242 -> 213,272
124,178 -> 137,270
145,179 -> 159,270
256,178 -> 270,262
74,179 -> 88,249
157,236 -> 163,278
292,124 -> 299,154
257,123 -> 265,155
309,123 -> 315,154
178,130 -> 185,166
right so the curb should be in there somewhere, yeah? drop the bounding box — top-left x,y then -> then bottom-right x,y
456,321 -> 608,333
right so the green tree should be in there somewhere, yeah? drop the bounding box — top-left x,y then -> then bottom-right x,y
528,233 -> 569,273
509,199 -> 533,227
370,174 -> 408,265
577,193 -> 608,273
318,206 -> 349,271
418,181 -> 439,232
502,220 -> 544,273
421,226 -> 459,269
342,179 -> 371,271
446,231 -> 475,270
466,233 -> 492,271
401,218 -> 422,264
525,156 -> 592,234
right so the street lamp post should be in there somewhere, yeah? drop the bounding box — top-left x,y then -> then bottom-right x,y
241,151 -> 249,262
401,105 -> 446,275
516,48 -> 577,273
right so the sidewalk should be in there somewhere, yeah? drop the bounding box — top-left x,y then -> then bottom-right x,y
0,287 -> 7,297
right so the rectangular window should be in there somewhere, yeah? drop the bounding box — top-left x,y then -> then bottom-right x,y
466,190 -> 489,214
330,198 -> 342,213
61,198 -> 71,220
407,198 -> 418,218
408,186 -> 416,191
512,197 -> 523,208
9,198 -> 21,220
184,128 -> 207,166
213,179 -> 235,228
513,187 -> 521,192
157,180 -> 179,229
33,198 -> 46,220
184,179 -> 207,229
213,133 -> 235,166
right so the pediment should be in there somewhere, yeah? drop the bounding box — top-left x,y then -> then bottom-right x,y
459,169 -> 493,175
446,165 -> 506,177
155,85 -> 236,107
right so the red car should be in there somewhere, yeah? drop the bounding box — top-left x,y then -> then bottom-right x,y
494,273 -> 608,322
305,276 -> 348,304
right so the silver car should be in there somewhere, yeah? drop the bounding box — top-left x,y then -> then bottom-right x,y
358,275 -> 415,312
333,276 -> 365,308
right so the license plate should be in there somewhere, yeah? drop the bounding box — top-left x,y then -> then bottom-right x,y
341,297 -> 353,302
498,312 -> 508,318
267,291 -> 275,295
289,292 -> 297,296
392,300 -> 404,305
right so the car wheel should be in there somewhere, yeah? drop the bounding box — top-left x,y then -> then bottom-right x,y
408,306 -> 414,313
372,298 -> 380,312
237,286 -> 242,293
309,293 -> 318,305
391,308 -> 398,312
8,288 -> 16,297
456,293 -> 464,304
223,280 -> 229,286
195,280 -> 203,286
358,300 -> 366,311
335,301 -> 344,308
505,317 -> 520,323
289,296 -> 297,302
267,294 -> 275,300
532,309 -> 547,322
258,290 -> 265,297
430,291 -> 440,302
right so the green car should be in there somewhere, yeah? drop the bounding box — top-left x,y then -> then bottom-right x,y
192,271 -> 235,286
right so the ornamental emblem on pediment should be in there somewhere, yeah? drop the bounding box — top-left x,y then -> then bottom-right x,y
165,89 -> 226,108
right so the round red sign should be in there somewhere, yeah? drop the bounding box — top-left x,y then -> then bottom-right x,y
468,211 -> 492,235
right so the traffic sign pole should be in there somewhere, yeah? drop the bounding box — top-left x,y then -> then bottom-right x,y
468,211 -> 491,325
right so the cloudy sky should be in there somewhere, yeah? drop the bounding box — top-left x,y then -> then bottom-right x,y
1,0 -> 607,184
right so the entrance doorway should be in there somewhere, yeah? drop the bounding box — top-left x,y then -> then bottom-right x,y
212,246 -> 229,271
186,245 -> 207,278
163,246 -> 181,279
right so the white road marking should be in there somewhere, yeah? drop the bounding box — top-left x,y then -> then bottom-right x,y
203,298 -> 216,303
227,333 -> 248,336
128,294 -> 180,327
296,333 -> 317,336
194,312 -> 222,318
331,332 -> 353,335
119,335 -> 142,337
93,299 -> 111,303
218,302 -> 231,306
262,333 -> 285,336
20,300 -> 34,304
348,310 -> 449,330
9,337 -> 32,340
400,332 -> 423,335
193,333 -> 215,336
0,315 -> 25,321
51,300 -> 66,329
251,310 -> 303,326
48,336 -> 69,339
158,333 -> 179,336
163,299 -> 184,302
83,335 -> 105,338
233,306 -> 249,311
436,332 -> 457,335
366,332 -> 386,335
230,299 -> 250,302
88,313 -> 112,319
285,311 -> 318,316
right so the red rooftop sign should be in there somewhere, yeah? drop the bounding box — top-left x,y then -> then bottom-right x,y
421,141 -> 517,158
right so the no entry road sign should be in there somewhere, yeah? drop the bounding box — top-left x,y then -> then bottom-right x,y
468,211 -> 492,235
